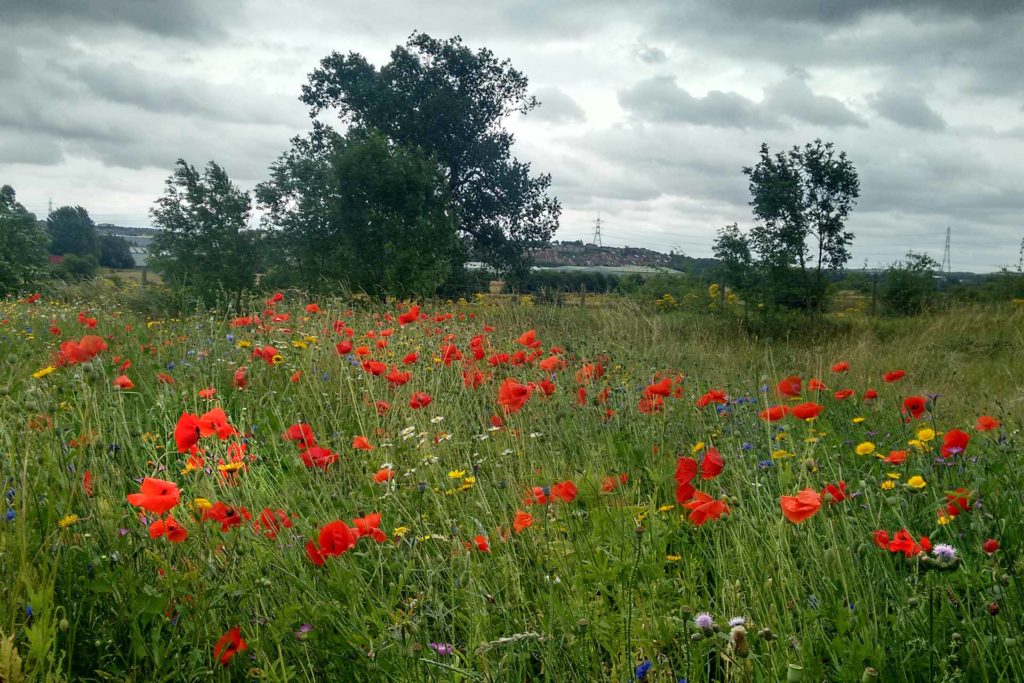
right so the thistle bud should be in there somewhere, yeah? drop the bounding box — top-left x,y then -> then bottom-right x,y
730,625 -> 749,658
691,632 -> 705,642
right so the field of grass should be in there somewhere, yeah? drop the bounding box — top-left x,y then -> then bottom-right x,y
1,294 -> 1022,681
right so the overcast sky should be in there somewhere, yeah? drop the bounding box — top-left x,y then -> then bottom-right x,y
2,1 -> 1023,272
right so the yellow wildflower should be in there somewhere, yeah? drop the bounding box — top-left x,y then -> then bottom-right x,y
771,449 -> 794,459
851,417 -> 865,424
191,498 -> 213,511
855,442 -> 876,456
58,514 -> 79,528
880,481 -> 895,490
291,340 -> 308,349
906,475 -> 927,489
393,526 -> 411,538
691,441 -> 705,455
916,428 -> 936,442
236,340 -> 252,349
447,470 -> 466,479
666,555 -> 682,562
33,366 -> 57,379
886,472 -> 901,480
658,504 -> 675,513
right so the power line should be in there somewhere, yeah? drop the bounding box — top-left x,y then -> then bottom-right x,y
591,213 -> 603,247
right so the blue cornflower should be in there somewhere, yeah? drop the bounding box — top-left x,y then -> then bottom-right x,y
634,660 -> 652,679
5,509 -> 14,522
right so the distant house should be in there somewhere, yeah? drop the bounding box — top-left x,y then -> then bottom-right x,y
96,224 -> 157,268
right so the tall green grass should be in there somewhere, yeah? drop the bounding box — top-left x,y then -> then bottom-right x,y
0,296 -> 1021,681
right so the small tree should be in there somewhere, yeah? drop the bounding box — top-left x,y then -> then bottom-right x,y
0,185 -> 49,295
712,223 -> 753,302
882,251 -> 939,315
149,160 -> 260,309
47,205 -> 99,258
743,139 -> 859,312
99,235 -> 135,269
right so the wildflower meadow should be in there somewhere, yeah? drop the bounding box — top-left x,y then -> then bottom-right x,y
1,293 -> 1022,681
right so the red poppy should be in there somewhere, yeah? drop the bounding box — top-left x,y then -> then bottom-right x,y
830,361 -> 850,373
887,529 -> 929,557
975,415 -> 1000,431
306,520 -> 357,565
352,513 -> 387,542
198,387 -> 216,399
821,481 -> 847,503
156,372 -> 175,385
335,340 -> 353,355
983,538 -> 1000,554
363,360 -> 387,375
944,488 -> 972,517
551,480 -> 578,503
299,445 -> 338,470
199,407 -> 235,439
807,378 -> 827,392
882,450 -> 907,464
901,396 -> 927,420
780,488 -> 822,523
352,435 -> 374,451
305,303 -> 320,313
940,429 -> 970,458
254,508 -> 293,539
213,627 -> 248,665
637,395 -> 664,414
863,389 -> 878,401
283,423 -> 316,449
202,502 -> 252,531
575,363 -> 604,384
472,535 -> 491,552
758,405 -> 789,422
696,389 -> 728,408
233,367 -> 248,389
397,305 -> 420,326
682,491 -> 729,526
700,448 -> 724,479
408,391 -> 433,409
113,375 -> 134,390
513,510 -> 534,533
602,473 -> 628,493
538,355 -> 565,372
675,456 -> 698,503
373,467 -> 395,483
872,530 -> 891,549
833,389 -> 855,400
127,477 -> 181,515
498,378 -> 534,414
777,375 -> 802,398
884,370 -> 906,383
289,371 -> 302,383
83,470 -> 94,497
644,377 -> 673,398
517,329 -> 541,348
790,402 -> 823,420
148,515 -> 187,543
524,486 -> 549,506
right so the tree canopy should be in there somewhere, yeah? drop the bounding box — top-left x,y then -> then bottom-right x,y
300,32 -> 560,274
99,234 -> 136,269
740,139 -> 860,311
149,160 -> 259,307
0,185 -> 49,295
47,205 -> 99,257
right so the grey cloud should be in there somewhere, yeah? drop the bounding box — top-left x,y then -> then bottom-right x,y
0,129 -> 64,165
0,0 -> 225,39
531,87 -> 586,124
762,74 -> 866,128
619,76 -> 773,129
868,87 -> 946,130
633,44 -> 668,64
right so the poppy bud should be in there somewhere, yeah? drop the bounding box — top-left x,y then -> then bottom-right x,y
885,495 -> 901,508
983,538 -> 999,554
861,667 -> 879,681
786,664 -> 804,682
59,617 -> 69,632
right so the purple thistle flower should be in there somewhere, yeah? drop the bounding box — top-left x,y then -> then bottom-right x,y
932,544 -> 957,562
430,642 -> 454,655
694,612 -> 715,630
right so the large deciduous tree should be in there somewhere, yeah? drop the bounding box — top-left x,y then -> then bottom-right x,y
0,185 -> 49,294
743,139 -> 859,311
299,32 -> 560,274
149,160 -> 260,309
